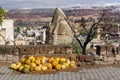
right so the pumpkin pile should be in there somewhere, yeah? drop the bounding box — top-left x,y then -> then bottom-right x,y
9,56 -> 77,73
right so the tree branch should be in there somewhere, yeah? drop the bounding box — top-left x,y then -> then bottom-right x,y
74,35 -> 84,48
89,14 -> 104,34
64,17 -> 84,48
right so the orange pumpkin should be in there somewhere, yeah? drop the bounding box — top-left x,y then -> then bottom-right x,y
34,66 -> 42,72
20,58 -> 26,63
52,61 -> 58,67
35,59 -> 40,65
30,63 -> 36,68
41,66 -> 47,71
55,64 -> 61,70
54,57 -> 60,62
60,58 -> 66,63
48,58 -> 54,63
46,63 -> 52,70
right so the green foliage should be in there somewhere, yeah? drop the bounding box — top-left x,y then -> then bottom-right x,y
43,24 -> 49,30
15,26 -> 21,33
92,31 -> 98,39
31,26 -> 37,29
26,26 -> 30,30
72,37 -> 82,54
0,7 -> 7,25
80,29 -> 87,36
43,24 -> 49,28
87,48 -> 93,54
80,29 -> 97,39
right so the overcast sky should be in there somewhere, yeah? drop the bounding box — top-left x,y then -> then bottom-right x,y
0,0 -> 120,9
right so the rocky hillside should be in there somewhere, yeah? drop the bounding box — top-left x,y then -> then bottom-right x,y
7,7 -> 120,27
7,8 -> 103,19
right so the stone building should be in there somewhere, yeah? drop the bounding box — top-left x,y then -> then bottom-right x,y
0,19 -> 14,45
15,28 -> 46,45
49,8 -> 73,45
35,28 -> 46,45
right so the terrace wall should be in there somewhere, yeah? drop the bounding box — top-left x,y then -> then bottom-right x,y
0,45 -> 73,62
0,45 -> 119,64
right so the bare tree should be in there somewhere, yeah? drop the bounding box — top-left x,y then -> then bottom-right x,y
66,14 -> 104,55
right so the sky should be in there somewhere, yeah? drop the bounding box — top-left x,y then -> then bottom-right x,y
0,0 -> 120,9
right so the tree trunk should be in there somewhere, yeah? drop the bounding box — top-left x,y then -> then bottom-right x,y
82,46 -> 87,55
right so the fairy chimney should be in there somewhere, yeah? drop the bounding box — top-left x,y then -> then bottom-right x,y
49,8 -> 73,45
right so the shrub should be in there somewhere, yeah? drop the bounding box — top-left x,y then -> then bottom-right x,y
72,38 -> 82,54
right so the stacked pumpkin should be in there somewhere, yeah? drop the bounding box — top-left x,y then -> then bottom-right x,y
10,56 -> 77,73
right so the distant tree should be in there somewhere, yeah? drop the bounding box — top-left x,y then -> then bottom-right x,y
0,7 -> 7,25
26,26 -> 30,30
31,26 -> 36,29
99,10 -> 119,41
0,7 -> 8,45
15,26 -> 21,33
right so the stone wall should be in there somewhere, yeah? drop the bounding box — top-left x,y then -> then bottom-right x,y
0,45 -> 73,62
94,45 -> 120,64
95,45 -> 120,55
0,45 -> 120,65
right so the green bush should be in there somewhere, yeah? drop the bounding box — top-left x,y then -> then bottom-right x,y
72,37 -> 82,54
15,26 -> 21,33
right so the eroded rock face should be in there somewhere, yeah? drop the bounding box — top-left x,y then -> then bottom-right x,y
49,8 -> 73,45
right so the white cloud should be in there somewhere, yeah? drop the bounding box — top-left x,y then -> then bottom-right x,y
0,0 -> 120,9
104,2 -> 120,6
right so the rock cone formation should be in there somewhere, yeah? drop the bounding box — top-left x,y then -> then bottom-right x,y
49,8 -> 73,45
